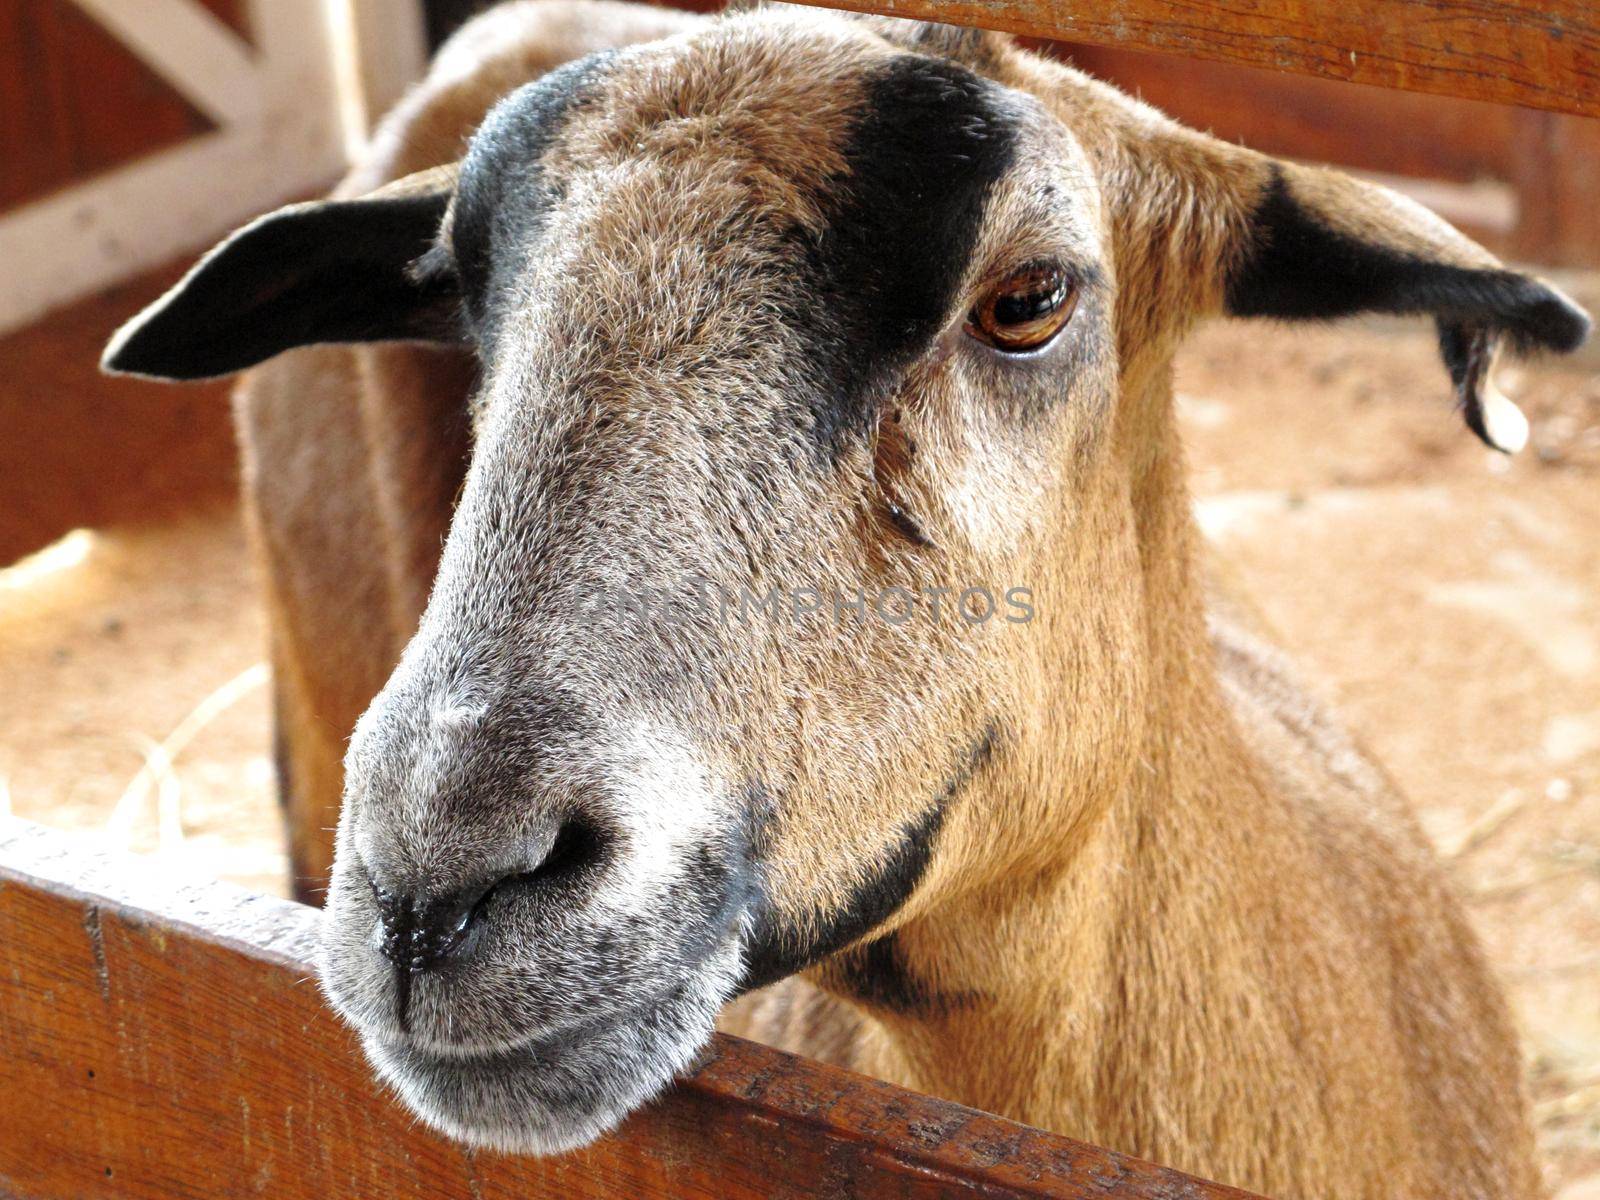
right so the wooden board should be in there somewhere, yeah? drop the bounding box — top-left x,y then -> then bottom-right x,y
0,817 -> 1261,1200
787,0 -> 1600,119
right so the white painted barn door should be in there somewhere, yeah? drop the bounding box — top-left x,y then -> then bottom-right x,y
0,0 -> 427,336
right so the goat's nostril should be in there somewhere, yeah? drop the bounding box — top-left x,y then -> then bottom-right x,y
533,818 -> 606,882
365,822 -> 607,974
370,878 -> 495,974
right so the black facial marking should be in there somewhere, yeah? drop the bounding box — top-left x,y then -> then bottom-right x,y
1226,164 -> 1589,355
451,51 -> 617,339
737,721 -> 999,993
822,930 -> 974,1016
790,54 -> 1019,461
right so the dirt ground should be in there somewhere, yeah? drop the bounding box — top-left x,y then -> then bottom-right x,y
1,286 -> 1596,1194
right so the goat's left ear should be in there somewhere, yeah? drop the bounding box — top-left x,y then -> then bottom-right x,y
103,165 -> 462,382
1224,161 -> 1590,452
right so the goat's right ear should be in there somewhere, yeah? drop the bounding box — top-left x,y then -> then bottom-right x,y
1219,160 -> 1590,451
103,166 -> 462,381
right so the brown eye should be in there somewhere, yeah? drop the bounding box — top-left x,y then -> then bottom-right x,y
966,262 -> 1078,352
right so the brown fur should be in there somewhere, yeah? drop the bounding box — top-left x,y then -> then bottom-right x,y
226,4 -> 1538,1194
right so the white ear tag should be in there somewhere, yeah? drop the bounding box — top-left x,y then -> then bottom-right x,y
1476,367 -> 1530,454
1447,326 -> 1530,455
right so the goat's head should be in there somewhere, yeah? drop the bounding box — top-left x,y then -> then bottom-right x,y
105,6 -> 1588,1154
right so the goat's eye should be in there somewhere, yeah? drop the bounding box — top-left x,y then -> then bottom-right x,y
966,262 -> 1077,352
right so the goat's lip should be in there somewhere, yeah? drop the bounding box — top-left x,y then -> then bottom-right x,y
376,1008 -> 609,1068
358,969 -> 731,1156
369,987 -> 644,1063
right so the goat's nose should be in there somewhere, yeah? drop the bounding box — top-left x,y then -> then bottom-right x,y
370,878 -> 496,973
364,821 -> 607,972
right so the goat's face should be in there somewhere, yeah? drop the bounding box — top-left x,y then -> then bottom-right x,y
104,6 -> 1587,1155
332,23 -> 1113,1151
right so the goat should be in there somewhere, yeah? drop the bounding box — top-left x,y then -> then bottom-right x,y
104,3 -> 1590,1195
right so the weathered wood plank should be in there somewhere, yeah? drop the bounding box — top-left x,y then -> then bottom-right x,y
0,818 -> 1260,1200
786,0 -> 1600,118
1058,41 -> 1522,186
1509,106 -> 1600,267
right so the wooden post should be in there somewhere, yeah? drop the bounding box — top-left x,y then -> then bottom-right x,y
330,0 -> 431,149
0,818 -> 1262,1200
1509,108 -> 1600,267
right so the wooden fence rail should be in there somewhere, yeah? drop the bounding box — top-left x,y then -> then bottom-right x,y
789,0 -> 1600,119
0,818 -> 1260,1200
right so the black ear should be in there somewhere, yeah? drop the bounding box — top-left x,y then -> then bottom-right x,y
103,177 -> 461,382
1225,162 -> 1591,451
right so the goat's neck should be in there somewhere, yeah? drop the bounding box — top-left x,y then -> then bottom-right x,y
858,363 -> 1282,1133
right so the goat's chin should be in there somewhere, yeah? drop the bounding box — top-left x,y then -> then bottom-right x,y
360,975 -> 727,1156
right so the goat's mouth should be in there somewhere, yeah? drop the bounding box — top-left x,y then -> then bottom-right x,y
354,945 -> 740,1156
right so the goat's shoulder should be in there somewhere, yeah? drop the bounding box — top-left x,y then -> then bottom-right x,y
1203,570 -> 1433,867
